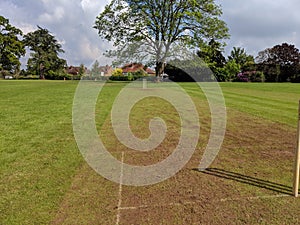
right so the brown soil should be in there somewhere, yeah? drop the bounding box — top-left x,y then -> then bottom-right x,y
52,107 -> 300,224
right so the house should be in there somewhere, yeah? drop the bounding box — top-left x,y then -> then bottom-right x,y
66,66 -> 87,75
121,63 -> 155,76
98,65 -> 113,76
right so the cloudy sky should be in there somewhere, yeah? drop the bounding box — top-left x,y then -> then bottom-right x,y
0,0 -> 299,68
217,0 -> 300,57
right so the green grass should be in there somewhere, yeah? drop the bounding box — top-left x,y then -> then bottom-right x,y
220,83 -> 300,127
1,80 -> 300,224
0,81 -> 82,224
182,82 -> 300,127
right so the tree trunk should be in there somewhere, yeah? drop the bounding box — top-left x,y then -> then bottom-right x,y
155,61 -> 165,82
155,61 -> 165,76
39,63 -> 45,79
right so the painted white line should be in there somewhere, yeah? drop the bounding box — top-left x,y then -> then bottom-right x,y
116,152 -> 125,225
119,202 -> 183,211
143,78 -> 147,89
118,194 -> 291,211
119,199 -> 215,211
220,194 -> 290,202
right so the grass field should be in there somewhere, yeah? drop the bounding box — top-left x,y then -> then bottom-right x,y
1,80 -> 300,224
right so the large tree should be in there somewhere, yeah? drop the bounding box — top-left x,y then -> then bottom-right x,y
197,39 -> 226,81
256,43 -> 300,82
198,39 -> 226,67
0,15 -> 25,75
94,0 -> 229,76
228,47 -> 253,66
228,47 -> 255,72
23,26 -> 66,79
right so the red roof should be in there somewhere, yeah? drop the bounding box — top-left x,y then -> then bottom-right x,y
66,66 -> 81,75
122,63 -> 155,75
145,67 -> 155,75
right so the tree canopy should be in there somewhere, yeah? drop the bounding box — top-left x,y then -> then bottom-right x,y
256,43 -> 300,82
198,39 -> 226,67
227,47 -> 255,72
197,39 -> 226,80
0,15 -> 25,75
94,0 -> 229,76
228,47 -> 253,66
256,43 -> 300,66
23,26 -> 66,79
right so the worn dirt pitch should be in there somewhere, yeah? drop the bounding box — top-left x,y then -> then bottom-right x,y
52,102 -> 300,224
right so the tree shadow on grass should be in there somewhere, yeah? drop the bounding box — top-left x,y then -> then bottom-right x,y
194,168 -> 293,196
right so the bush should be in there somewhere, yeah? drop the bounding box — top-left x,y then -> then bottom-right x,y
234,71 -> 265,82
112,68 -> 123,76
223,60 -> 241,81
109,75 -> 130,81
235,72 -> 249,82
45,70 -> 69,80
19,70 -> 80,80
18,75 -> 39,80
249,71 -> 265,82
127,73 -> 134,81
291,74 -> 300,83
109,75 -> 154,82
132,70 -> 148,77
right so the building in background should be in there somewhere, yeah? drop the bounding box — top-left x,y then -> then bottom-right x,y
98,65 -> 113,77
122,63 -> 155,76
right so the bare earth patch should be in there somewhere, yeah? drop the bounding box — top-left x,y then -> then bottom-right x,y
53,101 -> 300,224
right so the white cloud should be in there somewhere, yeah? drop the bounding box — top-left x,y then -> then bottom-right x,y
18,23 -> 36,35
81,0 -> 108,14
217,0 -> 300,56
39,7 -> 65,23
79,37 -> 102,60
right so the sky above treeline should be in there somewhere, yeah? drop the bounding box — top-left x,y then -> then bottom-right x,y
0,0 -> 299,68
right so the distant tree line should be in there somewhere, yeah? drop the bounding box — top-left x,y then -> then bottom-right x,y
1,13 -> 300,82
166,40 -> 300,82
256,43 -> 300,82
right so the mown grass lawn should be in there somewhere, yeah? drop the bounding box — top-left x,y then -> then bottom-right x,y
221,82 -> 300,126
184,82 -> 300,127
1,80 -> 300,224
0,81 -> 82,224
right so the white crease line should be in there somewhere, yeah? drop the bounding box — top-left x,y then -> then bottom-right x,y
220,194 -> 290,202
119,202 -> 183,210
116,152 -> 125,225
119,194 -> 291,211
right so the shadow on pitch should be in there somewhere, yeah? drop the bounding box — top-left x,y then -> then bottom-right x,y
194,168 -> 292,195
